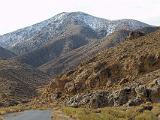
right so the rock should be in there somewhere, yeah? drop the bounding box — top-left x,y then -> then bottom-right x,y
135,85 -> 154,102
155,79 -> 160,85
126,97 -> 143,106
135,85 -> 148,98
65,84 -> 159,108
112,87 -> 132,106
139,104 -> 153,112
88,91 -> 109,108
66,94 -> 80,108
66,93 -> 93,108
149,86 -> 160,102
78,93 -> 92,105
147,78 -> 160,102
128,31 -> 145,40
66,91 -> 110,108
151,78 -> 160,86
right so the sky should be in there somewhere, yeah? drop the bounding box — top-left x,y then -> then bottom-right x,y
0,0 -> 160,35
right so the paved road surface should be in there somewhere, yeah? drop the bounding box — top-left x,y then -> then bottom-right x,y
4,110 -> 52,120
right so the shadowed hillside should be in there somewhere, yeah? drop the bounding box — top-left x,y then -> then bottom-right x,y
0,47 -> 16,59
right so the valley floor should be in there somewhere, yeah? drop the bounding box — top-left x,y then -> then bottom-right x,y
62,103 -> 160,120
0,103 -> 160,120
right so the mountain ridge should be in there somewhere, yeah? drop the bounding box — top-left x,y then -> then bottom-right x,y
0,12 -> 151,55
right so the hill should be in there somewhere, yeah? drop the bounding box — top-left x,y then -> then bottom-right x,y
38,27 -> 158,76
40,28 -> 160,108
0,60 -> 50,107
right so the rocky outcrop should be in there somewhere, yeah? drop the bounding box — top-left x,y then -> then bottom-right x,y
128,31 -> 145,40
65,82 -> 160,108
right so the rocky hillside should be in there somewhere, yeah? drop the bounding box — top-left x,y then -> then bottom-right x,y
38,27 -> 158,76
0,47 -> 16,59
0,60 -> 50,107
40,28 -> 160,108
0,12 -> 150,55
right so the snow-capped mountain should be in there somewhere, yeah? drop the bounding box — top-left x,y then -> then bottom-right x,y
0,12 -> 150,55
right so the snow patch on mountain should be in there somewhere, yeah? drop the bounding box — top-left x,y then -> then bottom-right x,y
0,12 -> 151,55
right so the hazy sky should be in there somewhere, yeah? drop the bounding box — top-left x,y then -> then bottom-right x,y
0,0 -> 160,35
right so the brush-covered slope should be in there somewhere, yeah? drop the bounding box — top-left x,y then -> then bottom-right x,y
0,12 -> 150,55
0,47 -> 16,59
39,27 -> 158,76
41,28 -> 160,108
0,60 -> 50,107
38,29 -> 131,75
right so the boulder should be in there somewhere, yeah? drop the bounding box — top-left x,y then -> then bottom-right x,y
138,103 -> 153,112
135,85 -> 148,98
88,91 -> 109,108
112,87 -> 132,106
66,94 -> 81,108
149,86 -> 160,102
128,31 -> 145,40
126,97 -> 143,106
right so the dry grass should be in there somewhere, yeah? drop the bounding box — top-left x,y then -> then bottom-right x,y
63,103 -> 160,120
135,111 -> 158,120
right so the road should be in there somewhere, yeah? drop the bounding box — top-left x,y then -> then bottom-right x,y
4,110 -> 52,120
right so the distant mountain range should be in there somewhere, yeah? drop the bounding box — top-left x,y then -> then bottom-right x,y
0,12 -> 150,55
0,12 -> 154,76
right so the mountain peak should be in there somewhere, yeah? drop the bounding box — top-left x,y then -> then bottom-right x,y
0,12 -> 150,55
